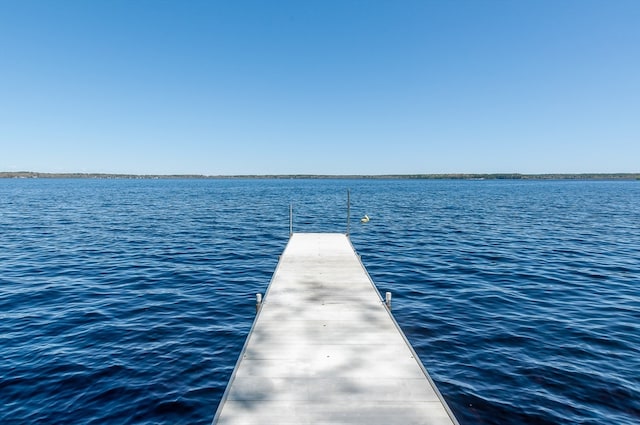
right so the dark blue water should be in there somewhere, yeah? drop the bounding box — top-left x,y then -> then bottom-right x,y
1,178 -> 639,424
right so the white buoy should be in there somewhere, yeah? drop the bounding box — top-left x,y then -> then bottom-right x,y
360,214 -> 370,223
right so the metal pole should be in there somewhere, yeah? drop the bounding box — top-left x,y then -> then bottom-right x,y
385,292 -> 392,310
346,189 -> 351,236
289,203 -> 293,236
256,293 -> 263,313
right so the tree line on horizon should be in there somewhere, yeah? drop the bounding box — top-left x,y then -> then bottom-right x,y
1,171 -> 639,180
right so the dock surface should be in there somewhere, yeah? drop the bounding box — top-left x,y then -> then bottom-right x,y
212,233 -> 459,425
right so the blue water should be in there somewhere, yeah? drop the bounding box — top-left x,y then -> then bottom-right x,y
1,178 -> 639,424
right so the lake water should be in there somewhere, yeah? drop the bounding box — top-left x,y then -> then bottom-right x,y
1,178 -> 638,424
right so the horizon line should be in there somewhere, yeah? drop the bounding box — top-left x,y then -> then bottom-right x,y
2,171 -> 639,180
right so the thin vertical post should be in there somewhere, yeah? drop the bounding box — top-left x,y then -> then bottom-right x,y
289,203 -> 293,236
346,189 -> 351,236
256,293 -> 263,313
385,291 -> 392,310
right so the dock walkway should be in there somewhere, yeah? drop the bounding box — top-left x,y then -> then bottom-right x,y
212,233 -> 459,425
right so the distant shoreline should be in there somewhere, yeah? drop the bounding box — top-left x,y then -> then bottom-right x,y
1,171 -> 639,180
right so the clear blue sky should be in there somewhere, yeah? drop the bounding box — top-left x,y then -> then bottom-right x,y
1,0 -> 638,175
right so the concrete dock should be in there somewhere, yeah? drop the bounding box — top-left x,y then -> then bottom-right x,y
212,233 -> 459,425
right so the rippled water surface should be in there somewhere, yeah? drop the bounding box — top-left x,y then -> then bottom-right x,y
1,178 -> 639,424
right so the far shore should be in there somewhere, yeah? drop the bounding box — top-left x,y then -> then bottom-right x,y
1,171 -> 639,180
